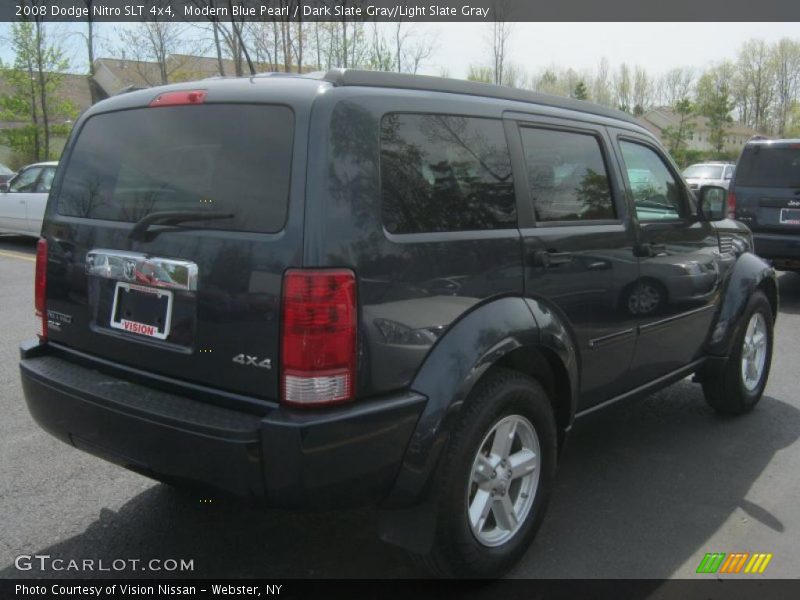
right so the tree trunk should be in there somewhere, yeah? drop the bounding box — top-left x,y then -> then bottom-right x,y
296,20 -> 303,73
212,21 -> 225,76
27,61 -> 41,162
34,20 -> 50,160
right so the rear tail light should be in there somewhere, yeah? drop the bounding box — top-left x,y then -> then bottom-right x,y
727,190 -> 737,219
149,90 -> 207,107
281,269 -> 357,407
34,238 -> 47,341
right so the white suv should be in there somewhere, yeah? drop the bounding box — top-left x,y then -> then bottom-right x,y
682,162 -> 735,192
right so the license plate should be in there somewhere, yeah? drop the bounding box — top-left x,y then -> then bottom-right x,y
110,282 -> 173,340
780,208 -> 800,225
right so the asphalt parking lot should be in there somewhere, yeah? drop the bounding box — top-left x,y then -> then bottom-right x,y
1,233 -> 799,579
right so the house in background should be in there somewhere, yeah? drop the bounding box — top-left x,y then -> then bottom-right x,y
93,54 -> 305,96
638,107 -> 763,155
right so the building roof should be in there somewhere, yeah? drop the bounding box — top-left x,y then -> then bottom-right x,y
95,55 -> 314,92
639,107 -> 762,137
94,57 -> 167,89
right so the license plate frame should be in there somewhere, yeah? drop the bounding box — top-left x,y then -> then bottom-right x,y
780,208 -> 800,225
109,281 -> 173,340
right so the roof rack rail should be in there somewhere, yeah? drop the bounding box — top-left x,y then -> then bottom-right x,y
252,71 -> 326,79
322,68 -> 639,125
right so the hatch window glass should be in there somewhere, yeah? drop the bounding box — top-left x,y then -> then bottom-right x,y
735,145 -> 800,188
57,104 -> 294,233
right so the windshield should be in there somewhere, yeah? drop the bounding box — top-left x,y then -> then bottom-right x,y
0,163 -> 14,176
683,165 -> 724,179
57,104 -> 294,233
735,145 -> 800,188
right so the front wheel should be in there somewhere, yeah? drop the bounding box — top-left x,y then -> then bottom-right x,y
702,290 -> 773,415
416,368 -> 557,578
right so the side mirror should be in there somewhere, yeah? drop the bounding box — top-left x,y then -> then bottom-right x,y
0,182 -> 8,193
698,185 -> 727,221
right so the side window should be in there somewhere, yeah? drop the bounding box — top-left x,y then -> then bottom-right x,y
9,167 -> 42,193
381,114 -> 515,233
35,167 -> 55,193
519,127 -> 615,222
724,165 -> 734,180
619,141 -> 684,221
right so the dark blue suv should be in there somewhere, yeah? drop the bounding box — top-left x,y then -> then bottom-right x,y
20,70 -> 777,577
730,138 -> 800,270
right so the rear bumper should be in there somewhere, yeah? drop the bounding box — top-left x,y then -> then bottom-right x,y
753,232 -> 800,268
19,341 -> 426,508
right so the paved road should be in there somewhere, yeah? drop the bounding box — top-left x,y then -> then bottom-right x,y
1,233 -> 799,579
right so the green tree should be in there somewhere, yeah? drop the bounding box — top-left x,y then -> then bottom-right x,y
697,73 -> 734,156
572,81 -> 589,100
662,98 -> 696,164
0,20 -> 74,163
467,65 -> 493,83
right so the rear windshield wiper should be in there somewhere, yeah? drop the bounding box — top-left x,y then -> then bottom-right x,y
128,210 -> 234,240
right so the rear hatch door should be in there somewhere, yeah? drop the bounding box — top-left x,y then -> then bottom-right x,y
43,87 -> 306,404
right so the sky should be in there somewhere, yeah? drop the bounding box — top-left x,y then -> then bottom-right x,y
1,21 -> 799,80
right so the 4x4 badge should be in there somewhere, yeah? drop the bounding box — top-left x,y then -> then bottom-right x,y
231,354 -> 272,369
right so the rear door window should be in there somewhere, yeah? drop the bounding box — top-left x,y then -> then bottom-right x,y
519,127 -> 616,222
57,104 -> 294,233
736,145 -> 800,188
380,113 -> 516,233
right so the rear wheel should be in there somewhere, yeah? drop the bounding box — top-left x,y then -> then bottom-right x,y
416,368 -> 557,578
702,291 -> 773,415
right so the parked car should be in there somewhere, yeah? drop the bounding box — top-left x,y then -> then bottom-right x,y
682,161 -> 735,192
0,162 -> 16,185
0,161 -> 57,238
19,71 -> 777,578
729,138 -> 800,270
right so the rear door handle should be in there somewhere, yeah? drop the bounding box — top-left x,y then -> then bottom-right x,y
531,249 -> 574,267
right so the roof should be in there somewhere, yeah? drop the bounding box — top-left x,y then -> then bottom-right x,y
321,69 -> 641,126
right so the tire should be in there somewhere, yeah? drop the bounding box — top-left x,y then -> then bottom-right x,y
702,290 -> 773,415
416,368 -> 558,578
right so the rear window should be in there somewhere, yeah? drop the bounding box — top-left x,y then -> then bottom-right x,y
380,113 -> 516,234
519,127 -> 615,222
736,145 -> 800,188
683,165 -> 724,179
57,104 -> 294,233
